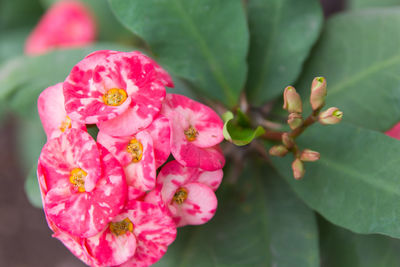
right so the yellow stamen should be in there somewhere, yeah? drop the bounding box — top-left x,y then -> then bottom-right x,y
103,88 -> 127,106
69,168 -> 87,193
184,126 -> 198,142
127,139 -> 143,162
172,188 -> 188,204
59,116 -> 72,132
109,218 -> 134,236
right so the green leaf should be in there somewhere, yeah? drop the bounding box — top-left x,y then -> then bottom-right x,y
109,0 -> 249,107
155,162 -> 319,267
348,0 -> 400,9
222,111 -> 265,146
270,122 -> 400,238
0,27 -> 30,63
319,217 -> 400,267
25,166 -> 43,209
87,124 -> 99,141
296,9 -> 400,131
0,43 -> 133,116
0,0 -> 43,31
246,0 -> 323,105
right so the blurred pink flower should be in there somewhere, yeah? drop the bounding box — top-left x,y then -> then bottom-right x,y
386,122 -> 400,139
25,0 -> 96,55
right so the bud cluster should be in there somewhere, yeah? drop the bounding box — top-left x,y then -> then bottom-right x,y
268,77 -> 343,180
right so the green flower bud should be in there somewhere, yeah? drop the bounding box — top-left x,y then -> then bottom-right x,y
287,113 -> 303,130
300,149 -> 320,162
283,86 -> 302,113
269,145 -> 289,157
319,107 -> 343,125
292,158 -> 305,180
310,77 -> 327,111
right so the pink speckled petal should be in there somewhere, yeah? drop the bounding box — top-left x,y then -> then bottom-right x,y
196,168 -> 223,191
123,131 -> 156,192
38,83 -> 86,139
169,183 -> 217,227
25,0 -> 96,55
386,122 -> 400,140
85,214 -> 137,266
39,129 -> 101,192
162,94 -> 224,148
44,143 -> 127,238
145,115 -> 171,168
118,200 -> 177,267
64,50 -> 166,127
98,130 -> 156,192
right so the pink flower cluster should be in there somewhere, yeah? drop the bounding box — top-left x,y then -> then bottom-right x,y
37,50 -> 225,266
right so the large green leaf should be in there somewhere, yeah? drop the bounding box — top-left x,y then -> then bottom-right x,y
319,217 -> 400,267
348,0 -> 400,9
246,0 -> 323,105
0,43 -> 132,116
0,28 -> 30,63
296,9 -> 400,131
271,122 -> 400,238
109,0 -> 249,107
155,162 -> 319,267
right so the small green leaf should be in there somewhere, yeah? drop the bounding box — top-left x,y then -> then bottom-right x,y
109,0 -> 249,107
296,8 -> 400,131
246,0 -> 323,105
319,217 -> 400,267
87,124 -> 99,141
154,162 -> 319,267
271,122 -> 400,238
25,166 -> 42,209
222,110 -> 265,146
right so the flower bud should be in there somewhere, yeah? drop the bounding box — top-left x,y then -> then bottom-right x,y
319,107 -> 343,125
300,149 -> 320,162
287,113 -> 303,130
283,86 -> 302,113
282,133 -> 294,149
310,77 -> 327,111
269,145 -> 289,157
292,158 -> 305,180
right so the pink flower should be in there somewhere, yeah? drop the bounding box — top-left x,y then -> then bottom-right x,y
151,160 -> 223,227
45,199 -> 176,267
38,83 -> 86,139
97,116 -> 171,197
25,0 -> 96,55
386,122 -> 400,139
63,50 -> 173,136
38,128 -> 127,237
161,94 -> 225,171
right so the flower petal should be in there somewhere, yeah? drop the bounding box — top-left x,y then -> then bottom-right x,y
145,115 -> 171,168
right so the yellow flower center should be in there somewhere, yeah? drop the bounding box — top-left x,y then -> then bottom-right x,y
184,126 -> 198,142
103,88 -> 127,106
172,188 -> 188,204
59,116 -> 72,132
109,218 -> 134,236
69,168 -> 87,193
127,139 -> 143,162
